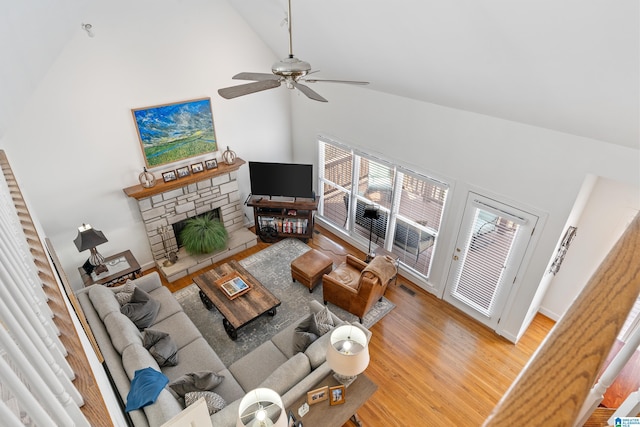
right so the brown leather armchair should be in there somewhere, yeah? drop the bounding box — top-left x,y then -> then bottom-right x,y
322,254 -> 397,322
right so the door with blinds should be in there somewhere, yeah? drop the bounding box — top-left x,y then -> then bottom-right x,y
444,193 -> 538,329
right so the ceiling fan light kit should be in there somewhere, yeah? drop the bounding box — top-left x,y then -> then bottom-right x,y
218,0 -> 368,102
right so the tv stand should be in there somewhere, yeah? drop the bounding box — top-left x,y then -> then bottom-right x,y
247,195 -> 318,243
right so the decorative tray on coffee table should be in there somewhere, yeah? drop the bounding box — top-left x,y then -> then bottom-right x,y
216,272 -> 252,300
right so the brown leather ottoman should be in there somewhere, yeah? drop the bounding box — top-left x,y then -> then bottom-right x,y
291,249 -> 333,293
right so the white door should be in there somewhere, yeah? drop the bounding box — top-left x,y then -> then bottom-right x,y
444,193 -> 539,329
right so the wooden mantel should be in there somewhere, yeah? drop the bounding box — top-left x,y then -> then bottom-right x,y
123,158 -> 246,200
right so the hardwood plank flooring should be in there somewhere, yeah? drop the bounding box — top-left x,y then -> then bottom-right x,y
153,225 -> 557,425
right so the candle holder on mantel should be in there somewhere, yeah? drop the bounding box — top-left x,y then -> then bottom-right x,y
138,167 -> 156,188
222,146 -> 237,165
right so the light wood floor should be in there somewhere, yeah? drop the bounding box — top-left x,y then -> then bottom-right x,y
156,225 -> 559,425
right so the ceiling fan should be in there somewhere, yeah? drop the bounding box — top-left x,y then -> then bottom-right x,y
218,0 -> 369,102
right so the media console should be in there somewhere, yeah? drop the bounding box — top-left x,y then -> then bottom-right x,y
247,195 -> 318,243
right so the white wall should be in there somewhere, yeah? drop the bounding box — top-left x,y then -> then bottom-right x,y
289,83 -> 640,340
1,0 -> 293,290
540,176 -> 640,320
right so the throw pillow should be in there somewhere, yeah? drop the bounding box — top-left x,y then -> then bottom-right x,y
314,306 -> 334,336
125,367 -> 169,412
121,287 -> 160,330
143,329 -> 178,367
293,314 -> 319,353
169,371 -> 225,398
184,391 -> 226,415
115,280 -> 136,306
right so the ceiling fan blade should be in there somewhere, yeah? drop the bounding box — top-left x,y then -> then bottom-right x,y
303,79 -> 369,85
292,82 -> 328,102
218,80 -> 281,99
232,72 -> 278,81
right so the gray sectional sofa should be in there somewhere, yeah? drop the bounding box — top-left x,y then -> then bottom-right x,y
76,271 -> 368,426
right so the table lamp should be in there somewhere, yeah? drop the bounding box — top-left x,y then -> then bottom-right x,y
326,324 -> 370,387
237,388 -> 286,427
74,223 -> 108,274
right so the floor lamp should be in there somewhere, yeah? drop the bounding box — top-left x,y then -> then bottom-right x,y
363,206 -> 380,262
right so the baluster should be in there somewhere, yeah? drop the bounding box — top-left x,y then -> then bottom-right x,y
610,388 -> 640,422
575,323 -> 640,425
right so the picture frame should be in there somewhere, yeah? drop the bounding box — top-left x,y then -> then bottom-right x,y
329,385 -> 345,405
132,97 -> 217,168
176,166 -> 190,178
162,170 -> 177,182
205,158 -> 218,170
287,410 -> 298,427
307,386 -> 328,405
191,162 -> 204,174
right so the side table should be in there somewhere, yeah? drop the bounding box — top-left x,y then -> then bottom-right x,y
287,373 -> 377,427
78,250 -> 141,287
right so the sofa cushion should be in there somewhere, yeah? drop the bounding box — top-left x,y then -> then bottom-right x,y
168,371 -> 225,398
121,287 -> 160,330
229,341 -> 288,392
143,329 -> 178,367
313,306 -> 334,335
122,344 -> 160,379
292,314 -> 319,353
304,330 -> 334,370
258,352 -> 311,396
104,311 -> 143,354
161,338 -> 226,382
125,367 -> 169,412
88,285 -> 121,321
211,368 -> 245,404
185,391 -> 226,415
142,388 -> 184,427
147,285 -> 184,324
149,312 -> 202,350
115,280 -> 136,306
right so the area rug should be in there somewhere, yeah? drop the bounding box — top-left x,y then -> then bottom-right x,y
173,238 -> 395,366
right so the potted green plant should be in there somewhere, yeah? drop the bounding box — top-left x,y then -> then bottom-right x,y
180,214 -> 228,255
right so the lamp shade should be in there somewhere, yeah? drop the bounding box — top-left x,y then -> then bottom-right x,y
236,388 -> 286,427
73,224 -> 108,252
326,325 -> 370,377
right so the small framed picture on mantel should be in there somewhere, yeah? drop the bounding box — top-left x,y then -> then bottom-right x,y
205,158 -> 218,170
191,162 -> 204,174
162,170 -> 177,182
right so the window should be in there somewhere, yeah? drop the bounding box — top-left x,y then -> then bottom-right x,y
318,137 -> 449,278
318,141 -> 353,229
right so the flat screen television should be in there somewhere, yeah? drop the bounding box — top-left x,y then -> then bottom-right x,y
249,161 -> 314,199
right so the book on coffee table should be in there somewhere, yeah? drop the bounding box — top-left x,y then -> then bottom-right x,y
216,272 -> 252,300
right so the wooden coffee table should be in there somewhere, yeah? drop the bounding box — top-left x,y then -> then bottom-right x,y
287,373 -> 377,427
192,260 -> 281,340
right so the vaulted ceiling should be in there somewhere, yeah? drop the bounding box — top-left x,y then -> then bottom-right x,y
229,0 -> 639,149
1,1 -> 638,150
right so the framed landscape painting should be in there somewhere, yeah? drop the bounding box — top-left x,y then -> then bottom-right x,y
132,97 -> 217,168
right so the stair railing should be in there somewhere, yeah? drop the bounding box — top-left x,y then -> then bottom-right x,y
575,322 -> 640,425
483,212 -> 640,426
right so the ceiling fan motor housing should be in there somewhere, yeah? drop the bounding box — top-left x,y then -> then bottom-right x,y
272,56 -> 311,78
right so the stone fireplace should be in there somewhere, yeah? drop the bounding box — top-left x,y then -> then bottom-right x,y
124,159 -> 257,282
